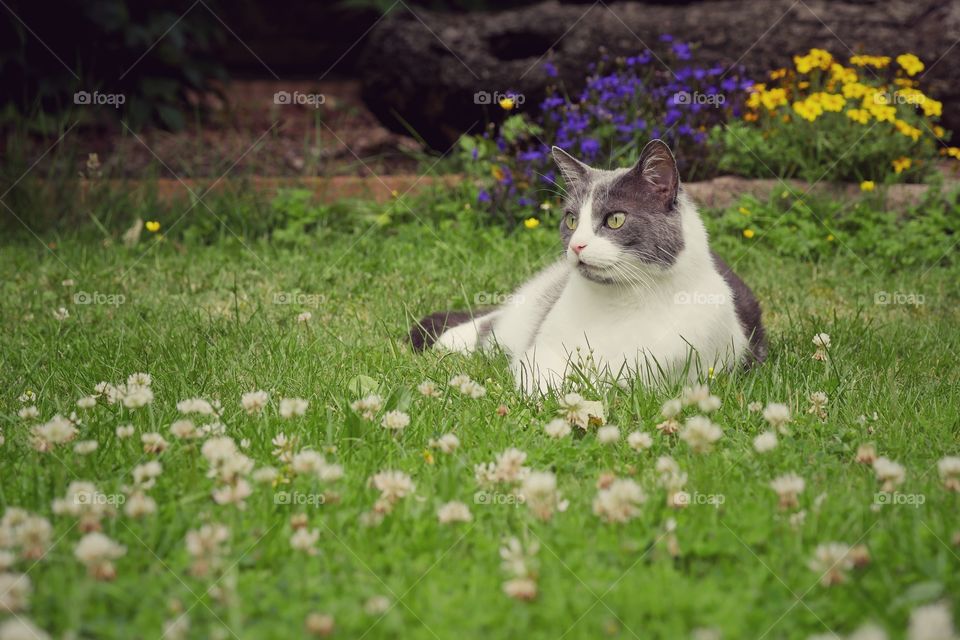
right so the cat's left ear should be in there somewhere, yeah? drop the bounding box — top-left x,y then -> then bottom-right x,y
632,139 -> 679,207
551,146 -> 590,193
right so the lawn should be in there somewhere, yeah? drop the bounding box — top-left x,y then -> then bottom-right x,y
1,192 -> 959,640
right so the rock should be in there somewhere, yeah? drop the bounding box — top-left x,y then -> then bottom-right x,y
358,0 -> 960,148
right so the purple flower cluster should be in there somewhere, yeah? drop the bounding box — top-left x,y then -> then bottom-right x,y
476,36 -> 753,220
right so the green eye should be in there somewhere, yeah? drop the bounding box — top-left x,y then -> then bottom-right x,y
564,213 -> 578,230
606,212 -> 626,229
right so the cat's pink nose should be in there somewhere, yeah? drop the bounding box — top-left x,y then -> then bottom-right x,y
573,243 -> 587,255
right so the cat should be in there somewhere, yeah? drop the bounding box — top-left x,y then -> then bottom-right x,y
409,139 -> 766,395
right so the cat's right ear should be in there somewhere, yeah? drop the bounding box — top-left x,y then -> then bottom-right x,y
551,146 -> 590,192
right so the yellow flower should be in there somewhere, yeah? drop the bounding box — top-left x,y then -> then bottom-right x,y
892,157 -> 912,174
491,165 -> 505,181
794,48 -> 833,74
942,147 -> 960,159
849,54 -> 890,68
523,217 -> 540,229
744,111 -> 759,122
769,68 -> 788,80
842,82 -> 869,99
826,234 -> 835,242
813,92 -> 845,112
145,221 -> 161,232
860,180 -> 875,192
792,99 -> 823,122
894,120 -> 922,141
921,97 -> 942,117
743,228 -> 755,239
846,108 -> 870,124
738,206 -> 751,216
866,100 -> 897,122
422,450 -> 435,465
760,88 -> 788,110
498,96 -> 515,110
933,125 -> 946,138
829,63 -> 858,84
896,53 -> 924,76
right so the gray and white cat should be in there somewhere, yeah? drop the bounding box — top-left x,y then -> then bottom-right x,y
410,139 -> 766,394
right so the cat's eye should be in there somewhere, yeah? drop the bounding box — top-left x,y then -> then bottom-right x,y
564,213 -> 578,230
606,212 -> 627,229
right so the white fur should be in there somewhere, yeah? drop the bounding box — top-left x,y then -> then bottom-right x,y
434,192 -> 749,395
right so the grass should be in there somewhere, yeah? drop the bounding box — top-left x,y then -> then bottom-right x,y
1,192 -> 959,640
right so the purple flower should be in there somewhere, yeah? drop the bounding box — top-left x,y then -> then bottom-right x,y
478,189 -> 491,203
544,61 -> 558,78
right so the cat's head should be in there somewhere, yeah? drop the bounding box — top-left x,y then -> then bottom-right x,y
552,139 -> 685,285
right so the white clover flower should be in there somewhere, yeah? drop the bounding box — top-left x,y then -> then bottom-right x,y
597,425 -> 620,444
279,397 -> 309,418
115,424 -> 135,439
661,398 -> 683,419
627,430 -> 653,451
808,542 -> 852,586
520,471 -> 567,521
873,456 -> 906,492
17,406 -> 39,420
240,390 -> 269,415
127,373 -> 152,387
417,380 -> 441,398
681,385 -> 720,412
428,433 -> 460,453
141,432 -> 168,454
747,401 -> 763,413
593,478 -> 646,523
381,410 -> 410,432
169,420 -> 198,439
0,617 -> 51,640
544,418 -> 571,439
907,602 -> 956,640
53,307 -> 69,321
290,528 -> 320,554
812,333 -> 832,349
0,572 -> 31,612
124,492 -> 157,518
502,576 -> 538,601
122,385 -> 154,409
753,431 -> 778,453
350,394 -> 384,420
296,311 -> 312,323
936,456 -> 960,492
369,470 -> 415,509
679,416 -> 722,453
17,391 -> 36,404
770,473 -> 805,510
73,440 -> 98,455
76,396 -> 97,409
364,595 -> 391,616
762,402 -> 792,433
437,501 -> 472,524
252,467 -> 279,484
176,398 -> 218,416
185,523 -> 230,577
74,532 -> 126,580
132,461 -> 163,489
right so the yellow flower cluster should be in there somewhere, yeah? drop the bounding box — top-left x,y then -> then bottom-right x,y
744,49 -> 948,146
793,48 -> 833,74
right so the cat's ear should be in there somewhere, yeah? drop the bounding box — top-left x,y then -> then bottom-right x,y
551,146 -> 590,192
633,139 -> 679,206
